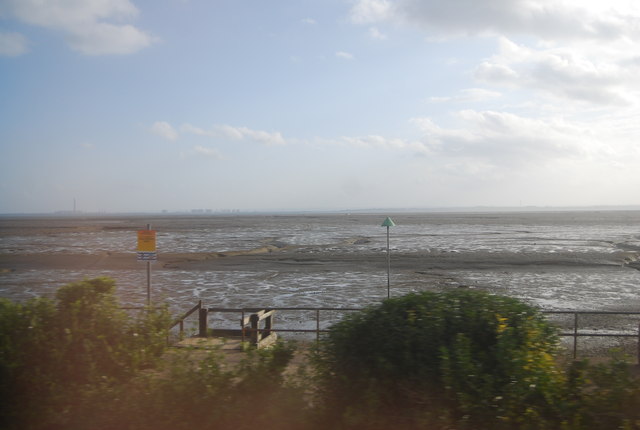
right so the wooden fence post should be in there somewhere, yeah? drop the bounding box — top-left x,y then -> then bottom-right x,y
241,310 -> 246,343
250,313 -> 260,345
637,322 -> 640,365
199,307 -> 208,337
264,312 -> 272,338
573,313 -> 578,359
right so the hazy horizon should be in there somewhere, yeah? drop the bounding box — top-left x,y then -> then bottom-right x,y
3,1 -> 640,213
4,204 -> 640,217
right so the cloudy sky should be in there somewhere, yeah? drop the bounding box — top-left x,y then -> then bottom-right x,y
2,0 -> 640,213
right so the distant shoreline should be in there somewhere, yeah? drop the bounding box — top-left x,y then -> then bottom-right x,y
3,205 -> 640,217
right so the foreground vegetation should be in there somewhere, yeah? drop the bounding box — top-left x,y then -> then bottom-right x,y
2,279 -> 640,429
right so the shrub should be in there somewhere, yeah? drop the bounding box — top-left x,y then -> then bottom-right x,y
66,341 -> 308,430
0,277 -> 171,429
561,352 -> 640,430
0,296 -> 58,428
53,277 -> 171,384
0,277 -> 305,430
314,289 -> 564,429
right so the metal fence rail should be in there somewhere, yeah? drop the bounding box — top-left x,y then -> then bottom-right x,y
209,306 -> 363,342
543,310 -> 640,359
170,304 -> 640,360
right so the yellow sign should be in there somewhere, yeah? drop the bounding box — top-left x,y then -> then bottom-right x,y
137,230 -> 157,252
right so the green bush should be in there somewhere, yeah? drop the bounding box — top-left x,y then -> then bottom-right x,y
0,277 -> 306,430
561,352 -> 640,430
63,342 -> 308,430
7,279 -> 640,430
0,277 -> 171,429
54,277 -> 171,383
314,289 -> 564,429
0,296 -> 58,428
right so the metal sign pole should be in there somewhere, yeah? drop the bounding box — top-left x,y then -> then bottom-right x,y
386,225 -> 390,299
137,224 -> 157,307
381,217 -> 396,299
146,223 -> 151,306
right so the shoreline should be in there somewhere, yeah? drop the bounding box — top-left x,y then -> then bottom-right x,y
3,213 -> 640,336
0,246 -> 630,273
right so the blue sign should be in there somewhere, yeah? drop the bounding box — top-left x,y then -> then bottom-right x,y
137,252 -> 157,261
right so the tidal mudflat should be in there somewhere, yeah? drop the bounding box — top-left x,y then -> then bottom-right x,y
2,211 -> 640,313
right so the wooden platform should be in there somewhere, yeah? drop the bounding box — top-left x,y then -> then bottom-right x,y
169,337 -> 249,368
174,336 -> 245,350
170,335 -> 307,377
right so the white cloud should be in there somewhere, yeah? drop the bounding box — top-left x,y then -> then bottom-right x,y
194,146 -> 221,158
316,134 -> 430,155
409,109 -> 626,171
2,0 -> 153,55
67,23 -> 153,55
150,122 -> 179,141
429,88 -> 502,103
181,123 -> 287,145
216,124 -> 249,140
235,127 -> 286,145
301,18 -> 316,25
351,0 -> 640,42
179,123 -> 209,136
336,51 -> 355,60
350,0 -> 393,24
0,31 -> 28,56
349,1 -> 640,109
368,26 -> 387,40
341,134 -> 406,149
475,37 -> 639,106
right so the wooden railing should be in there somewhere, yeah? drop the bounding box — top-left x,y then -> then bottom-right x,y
241,309 -> 277,348
168,305 -> 362,345
168,303 -> 640,359
169,300 -> 203,336
211,306 -> 363,343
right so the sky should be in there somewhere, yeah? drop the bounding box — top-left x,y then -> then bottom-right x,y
2,0 -> 640,213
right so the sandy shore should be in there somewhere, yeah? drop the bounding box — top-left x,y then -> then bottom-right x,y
3,214 -> 640,360
2,213 -> 640,311
1,246 -> 624,275
0,212 -> 634,275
